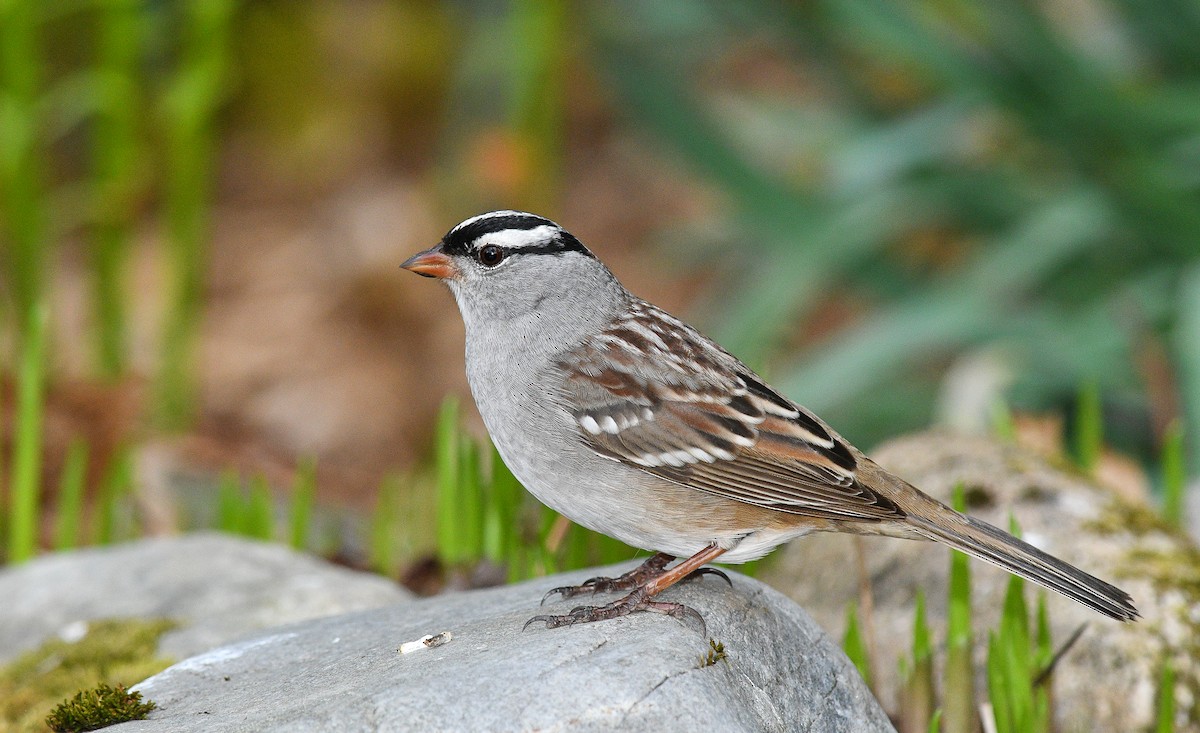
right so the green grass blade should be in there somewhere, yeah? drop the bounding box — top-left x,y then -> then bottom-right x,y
1001,574 -> 1030,656
53,440 -> 90,551
95,446 -> 133,545
947,485 -> 973,646
1160,419 -> 1186,528
1034,595 -> 1052,669
487,444 -> 519,567
507,0 -> 567,211
156,0 -> 235,427
435,396 -> 462,565
369,473 -> 402,577
90,0 -> 144,378
216,470 -> 242,535
7,302 -> 49,563
459,437 -> 483,561
944,485 -> 977,733
986,632 -> 1011,733
1073,380 -> 1103,472
901,589 -> 935,733
842,602 -> 872,688
288,458 -> 316,550
1033,594 -> 1053,729
1156,659 -> 1176,733
0,0 -> 47,328
245,475 -> 274,540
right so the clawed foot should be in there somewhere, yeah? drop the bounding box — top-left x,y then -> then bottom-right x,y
540,552 -> 675,605
523,588 -> 707,634
540,554 -> 731,605
527,550 -> 734,633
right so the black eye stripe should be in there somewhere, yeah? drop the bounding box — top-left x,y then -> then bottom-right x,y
485,237 -> 591,258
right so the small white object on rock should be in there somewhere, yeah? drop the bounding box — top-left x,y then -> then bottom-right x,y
399,631 -> 452,654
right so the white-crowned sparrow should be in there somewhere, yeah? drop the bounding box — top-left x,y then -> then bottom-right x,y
402,210 -> 1138,628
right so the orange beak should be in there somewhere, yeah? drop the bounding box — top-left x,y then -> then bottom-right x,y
401,246 -> 458,280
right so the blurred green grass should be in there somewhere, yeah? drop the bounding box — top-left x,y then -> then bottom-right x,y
586,0 -> 1200,458
3,0 -> 1196,460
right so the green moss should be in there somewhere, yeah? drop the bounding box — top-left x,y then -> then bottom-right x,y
0,618 -> 176,733
698,638 -> 727,668
44,684 -> 155,732
1084,497 -> 1181,539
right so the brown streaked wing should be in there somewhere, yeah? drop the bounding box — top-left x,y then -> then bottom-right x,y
553,302 -> 904,522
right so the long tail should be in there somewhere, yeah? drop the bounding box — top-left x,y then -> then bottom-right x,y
906,510 -> 1138,621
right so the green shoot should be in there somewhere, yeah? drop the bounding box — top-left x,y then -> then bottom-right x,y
0,0 -> 47,332
90,0 -> 144,379
1160,420 -> 1186,529
369,473 -> 403,577
1072,380 -> 1103,472
156,0 -> 235,427
1156,659 -> 1176,733
900,589 -> 935,733
485,445 -> 521,565
435,396 -> 463,564
944,484 -> 977,733
7,303 -> 49,563
245,475 -> 274,541
842,602 -> 872,689
54,441 -> 90,551
458,433 -> 483,561
288,458 -> 316,550
984,518 -> 1050,733
506,0 -> 567,210
94,448 -> 134,545
216,470 -> 242,535
1034,596 -> 1052,673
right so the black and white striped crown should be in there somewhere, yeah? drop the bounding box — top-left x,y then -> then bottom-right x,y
441,210 -> 593,259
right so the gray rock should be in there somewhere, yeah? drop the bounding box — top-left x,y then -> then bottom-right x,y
761,432 -> 1199,730
0,532 -> 409,663
120,565 -> 893,733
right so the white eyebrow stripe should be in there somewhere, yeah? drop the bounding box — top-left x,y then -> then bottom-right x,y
474,225 -> 560,250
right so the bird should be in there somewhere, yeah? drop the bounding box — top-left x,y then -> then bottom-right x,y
401,210 -> 1138,629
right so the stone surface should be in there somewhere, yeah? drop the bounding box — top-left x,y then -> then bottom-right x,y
118,565 -> 893,733
0,533 -> 410,663
761,432 -> 1199,730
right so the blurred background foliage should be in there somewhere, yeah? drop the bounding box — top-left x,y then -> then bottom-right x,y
0,0 -> 1198,566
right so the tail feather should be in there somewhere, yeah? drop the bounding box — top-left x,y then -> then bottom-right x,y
907,512 -> 1139,622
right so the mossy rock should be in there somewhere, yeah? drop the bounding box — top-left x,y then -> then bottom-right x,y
0,618 -> 174,733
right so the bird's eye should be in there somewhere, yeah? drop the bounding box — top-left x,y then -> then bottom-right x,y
477,244 -> 505,267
